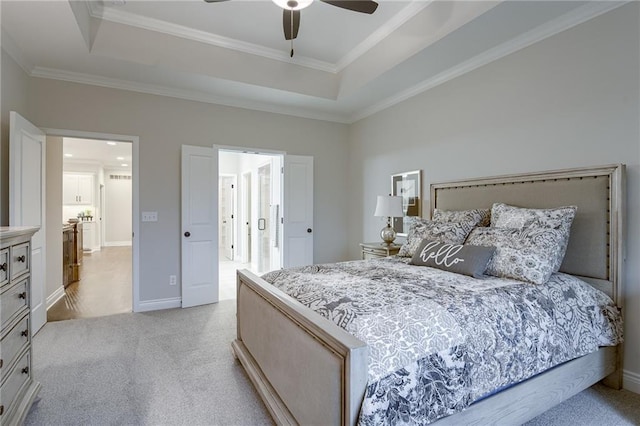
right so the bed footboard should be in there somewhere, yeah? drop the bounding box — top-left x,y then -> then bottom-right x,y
232,269 -> 368,426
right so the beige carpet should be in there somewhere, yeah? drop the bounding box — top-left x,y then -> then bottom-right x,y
26,301 -> 640,425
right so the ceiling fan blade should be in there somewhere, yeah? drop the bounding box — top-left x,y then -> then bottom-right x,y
203,0 -> 230,3
283,9 -> 300,41
320,0 -> 378,14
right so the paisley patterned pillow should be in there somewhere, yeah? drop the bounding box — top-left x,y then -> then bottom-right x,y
398,218 -> 475,258
466,226 -> 566,284
432,208 -> 491,227
490,203 -> 577,271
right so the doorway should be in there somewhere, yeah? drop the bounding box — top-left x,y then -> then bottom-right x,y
218,149 -> 283,300
48,137 -> 134,321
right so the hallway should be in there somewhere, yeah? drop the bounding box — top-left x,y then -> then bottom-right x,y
219,255 -> 254,301
48,247 -> 132,321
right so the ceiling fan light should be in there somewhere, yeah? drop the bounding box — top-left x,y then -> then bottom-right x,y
272,0 -> 312,11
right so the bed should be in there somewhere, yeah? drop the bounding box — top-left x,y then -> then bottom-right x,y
232,164 -> 625,425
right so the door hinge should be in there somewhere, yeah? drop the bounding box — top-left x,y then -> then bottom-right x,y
281,166 -> 284,174
281,217 -> 284,224
231,214 -> 234,219
231,184 -> 234,189
231,244 -> 234,249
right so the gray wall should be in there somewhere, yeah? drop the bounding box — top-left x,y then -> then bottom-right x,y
45,136 -> 63,302
1,49 -> 30,225
22,78 -> 350,302
348,4 -> 639,390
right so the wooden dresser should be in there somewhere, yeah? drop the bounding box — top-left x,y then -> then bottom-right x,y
0,227 -> 41,425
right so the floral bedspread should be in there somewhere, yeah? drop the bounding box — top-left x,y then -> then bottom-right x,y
261,257 -> 623,425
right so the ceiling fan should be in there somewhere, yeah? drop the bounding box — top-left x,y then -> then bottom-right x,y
204,0 -> 379,57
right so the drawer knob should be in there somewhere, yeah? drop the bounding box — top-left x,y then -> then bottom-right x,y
0,262 -> 6,271
1,404 -> 4,416
18,292 -> 27,299
16,255 -> 26,263
21,329 -> 29,337
22,366 -> 29,375
0,358 -> 3,368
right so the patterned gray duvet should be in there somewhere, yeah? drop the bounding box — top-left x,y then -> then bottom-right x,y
261,257 -> 623,425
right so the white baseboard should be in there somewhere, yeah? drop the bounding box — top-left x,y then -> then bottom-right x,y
134,297 -> 181,312
623,370 -> 640,394
103,241 -> 132,247
46,286 -> 66,310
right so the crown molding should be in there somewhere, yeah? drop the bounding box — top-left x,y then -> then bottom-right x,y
30,66 -> 350,123
19,1 -> 629,126
1,29 -> 33,74
89,2 -> 337,73
349,0 -> 630,123
334,0 -> 432,72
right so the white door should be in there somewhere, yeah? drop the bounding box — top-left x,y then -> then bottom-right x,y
219,176 -> 235,261
283,155 -> 313,268
181,145 -> 218,308
9,111 -> 47,335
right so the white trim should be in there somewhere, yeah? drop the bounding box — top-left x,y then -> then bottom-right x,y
350,0 -> 628,122
136,297 -> 182,313
22,1 -> 628,125
30,67 -> 349,124
42,128 -> 141,314
89,2 -> 336,73
45,285 -> 65,310
624,370 -> 640,394
334,0 -> 432,72
103,240 -> 132,247
216,144 -> 286,156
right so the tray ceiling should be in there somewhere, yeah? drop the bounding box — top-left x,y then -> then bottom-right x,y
1,1 -> 627,123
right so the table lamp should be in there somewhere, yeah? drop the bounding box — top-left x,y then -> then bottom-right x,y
374,195 -> 404,246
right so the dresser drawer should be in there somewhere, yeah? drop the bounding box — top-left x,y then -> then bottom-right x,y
0,248 -> 8,287
10,242 -> 29,281
1,316 -> 30,378
0,350 -> 31,420
362,250 -> 383,260
1,279 -> 29,330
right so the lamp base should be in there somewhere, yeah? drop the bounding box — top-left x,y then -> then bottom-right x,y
380,224 -> 396,246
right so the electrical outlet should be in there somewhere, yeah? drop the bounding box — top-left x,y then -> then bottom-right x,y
169,275 -> 177,286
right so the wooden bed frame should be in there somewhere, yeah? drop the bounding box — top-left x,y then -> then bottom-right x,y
232,164 -> 625,425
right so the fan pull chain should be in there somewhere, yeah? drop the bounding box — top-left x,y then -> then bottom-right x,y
290,9 -> 294,57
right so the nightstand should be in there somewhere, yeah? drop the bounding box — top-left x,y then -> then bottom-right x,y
360,242 -> 401,260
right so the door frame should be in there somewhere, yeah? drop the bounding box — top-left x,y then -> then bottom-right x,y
218,173 -> 237,261
42,128 -> 141,312
241,170 -> 252,264
216,145 -> 285,271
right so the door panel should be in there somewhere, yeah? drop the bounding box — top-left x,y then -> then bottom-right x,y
181,145 -> 218,308
283,155 -> 313,268
9,111 -> 47,335
219,176 -> 235,261
257,163 -> 271,273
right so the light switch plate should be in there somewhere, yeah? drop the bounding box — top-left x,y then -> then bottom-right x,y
142,211 -> 158,222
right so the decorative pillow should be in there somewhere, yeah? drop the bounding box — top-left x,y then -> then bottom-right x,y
466,227 -> 567,284
398,218 -> 475,258
432,208 -> 491,227
409,239 -> 496,278
490,203 -> 577,271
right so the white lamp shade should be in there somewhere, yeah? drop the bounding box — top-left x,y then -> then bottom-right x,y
374,195 -> 404,218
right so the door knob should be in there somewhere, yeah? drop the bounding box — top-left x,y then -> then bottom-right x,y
307,228 -> 312,233
184,231 -> 191,237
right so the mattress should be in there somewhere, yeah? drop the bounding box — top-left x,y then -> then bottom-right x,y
261,257 -> 623,425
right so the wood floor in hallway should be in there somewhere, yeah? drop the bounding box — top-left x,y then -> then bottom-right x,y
48,246 -> 132,322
